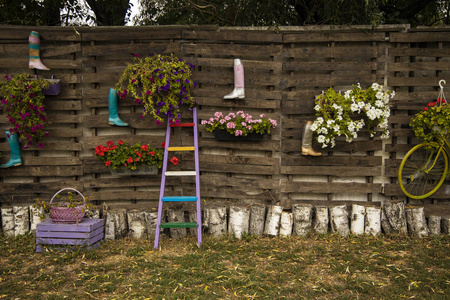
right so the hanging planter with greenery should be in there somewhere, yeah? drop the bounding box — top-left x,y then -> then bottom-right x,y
115,53 -> 197,125
311,83 -> 394,148
0,73 -> 50,148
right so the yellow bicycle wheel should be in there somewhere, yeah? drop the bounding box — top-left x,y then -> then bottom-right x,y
398,142 -> 448,199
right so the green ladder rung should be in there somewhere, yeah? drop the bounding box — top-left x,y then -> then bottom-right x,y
160,222 -> 198,229
162,196 -> 197,202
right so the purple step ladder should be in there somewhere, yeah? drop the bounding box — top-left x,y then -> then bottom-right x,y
154,107 -> 202,249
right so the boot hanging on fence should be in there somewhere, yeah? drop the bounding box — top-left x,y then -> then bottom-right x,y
302,121 -> 322,156
223,59 -> 245,99
29,31 -> 50,71
1,131 -> 22,168
108,88 -> 129,126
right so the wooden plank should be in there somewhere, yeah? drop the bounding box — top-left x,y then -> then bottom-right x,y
183,43 -> 283,56
390,32 -> 450,43
281,155 -> 381,167
182,30 -> 282,43
200,174 -> 278,189
0,180 -> 83,194
281,165 -> 381,176
283,32 -> 385,43
284,61 -> 377,72
83,191 -> 159,201
281,74 -> 376,89
384,183 -> 450,199
83,177 -> 166,189
82,42 -> 179,56
23,157 -> 82,166
0,26 -> 78,41
281,181 -> 382,194
199,138 -> 280,152
45,100 -> 82,111
0,58 -> 82,70
389,62 -> 450,72
388,48 -> 450,57
0,166 -> 83,177
81,28 -> 183,41
282,139 -> 382,153
283,46 -> 377,59
201,161 -> 277,175
388,77 -> 450,87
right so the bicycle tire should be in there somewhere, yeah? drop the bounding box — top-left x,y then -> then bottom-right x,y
398,142 -> 448,199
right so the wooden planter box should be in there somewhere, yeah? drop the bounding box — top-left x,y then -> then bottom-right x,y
214,129 -> 264,141
36,218 -> 104,252
109,164 -> 158,176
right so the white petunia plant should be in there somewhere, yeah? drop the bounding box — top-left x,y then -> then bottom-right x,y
311,83 -> 394,148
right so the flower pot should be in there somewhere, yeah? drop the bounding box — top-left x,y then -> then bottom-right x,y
43,78 -> 60,96
214,129 -> 264,141
49,188 -> 87,224
109,164 -> 158,176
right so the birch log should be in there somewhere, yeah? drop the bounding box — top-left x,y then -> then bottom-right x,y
228,205 -> 250,238
405,206 -> 429,237
330,205 -> 350,237
249,204 -> 266,235
189,210 -> 198,236
350,204 -> 365,235
29,205 -> 43,231
104,208 -> 128,240
13,206 -> 29,237
428,216 -> 442,235
145,210 -> 158,239
382,201 -> 408,234
207,206 -> 227,237
127,209 -> 147,239
313,206 -> 329,234
279,212 -> 293,236
292,204 -> 313,236
1,207 -> 14,237
365,206 -> 381,236
167,208 -> 186,239
264,205 -> 283,236
442,217 -> 450,234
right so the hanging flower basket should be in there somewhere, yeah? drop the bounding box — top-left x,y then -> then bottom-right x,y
42,78 -> 60,96
214,129 -> 264,141
110,164 -> 158,175
49,188 -> 87,224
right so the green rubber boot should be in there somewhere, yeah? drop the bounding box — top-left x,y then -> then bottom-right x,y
1,131 -> 22,168
108,88 -> 128,126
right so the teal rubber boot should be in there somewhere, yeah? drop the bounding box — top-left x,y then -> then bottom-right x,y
1,131 -> 22,168
108,88 -> 129,126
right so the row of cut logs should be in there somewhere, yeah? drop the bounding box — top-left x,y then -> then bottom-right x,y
1,202 -> 449,239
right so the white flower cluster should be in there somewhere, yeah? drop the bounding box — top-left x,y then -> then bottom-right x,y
311,83 -> 395,148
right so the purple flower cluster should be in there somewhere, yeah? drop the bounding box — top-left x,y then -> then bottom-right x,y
0,74 -> 49,149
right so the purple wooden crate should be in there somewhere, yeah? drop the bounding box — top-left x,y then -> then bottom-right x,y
36,218 -> 104,252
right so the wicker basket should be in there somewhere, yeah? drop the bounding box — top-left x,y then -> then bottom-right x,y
49,188 -> 86,224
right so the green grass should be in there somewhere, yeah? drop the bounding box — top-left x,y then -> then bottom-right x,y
0,233 -> 449,299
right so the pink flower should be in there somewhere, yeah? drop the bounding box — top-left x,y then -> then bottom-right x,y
214,112 -> 223,118
219,119 -> 226,124
241,122 -> 247,126
201,120 -> 207,125
235,130 -> 243,136
260,113 -> 266,118
227,122 -> 235,129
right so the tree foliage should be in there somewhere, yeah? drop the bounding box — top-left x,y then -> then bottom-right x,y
137,0 -> 450,27
0,0 -> 131,26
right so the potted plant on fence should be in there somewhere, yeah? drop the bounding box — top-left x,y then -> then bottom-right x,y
0,73 -> 50,148
115,53 -> 198,126
95,140 -> 179,175
310,83 -> 394,148
201,110 -> 277,141
409,97 -> 450,143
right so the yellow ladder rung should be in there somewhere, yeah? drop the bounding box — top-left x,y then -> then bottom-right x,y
167,146 -> 195,151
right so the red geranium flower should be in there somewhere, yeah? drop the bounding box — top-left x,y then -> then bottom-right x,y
119,140 -> 124,145
161,142 -> 165,148
170,156 -> 179,165
105,161 -> 112,166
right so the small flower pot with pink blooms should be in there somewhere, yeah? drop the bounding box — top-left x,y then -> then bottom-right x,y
202,110 -> 277,141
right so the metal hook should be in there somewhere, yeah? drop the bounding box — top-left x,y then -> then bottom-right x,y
439,79 -> 446,89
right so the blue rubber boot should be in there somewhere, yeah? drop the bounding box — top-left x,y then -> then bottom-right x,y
108,88 -> 128,126
1,131 -> 22,168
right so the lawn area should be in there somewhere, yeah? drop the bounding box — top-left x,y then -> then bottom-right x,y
0,233 -> 449,299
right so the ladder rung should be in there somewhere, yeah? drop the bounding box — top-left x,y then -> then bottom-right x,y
167,146 -> 195,151
170,123 -> 195,128
160,222 -> 198,228
163,196 -> 198,202
165,171 -> 197,176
